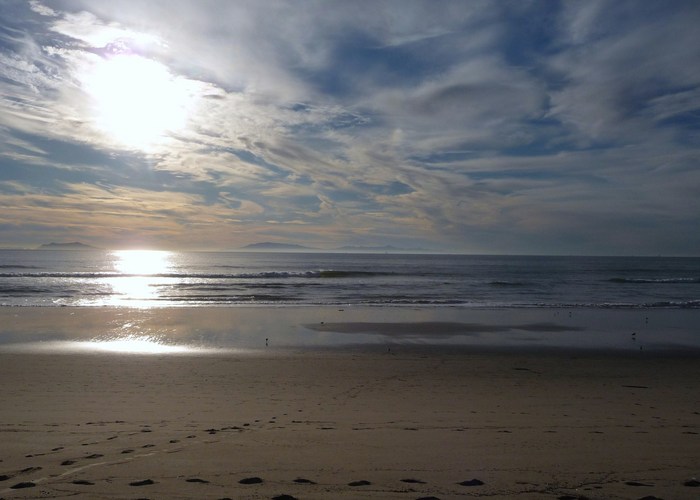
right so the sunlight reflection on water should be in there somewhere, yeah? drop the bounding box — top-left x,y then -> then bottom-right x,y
85,335 -> 191,354
1,338 -> 216,355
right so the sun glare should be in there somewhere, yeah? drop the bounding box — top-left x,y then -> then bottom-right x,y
83,53 -> 193,149
101,250 -> 174,307
114,249 -> 172,275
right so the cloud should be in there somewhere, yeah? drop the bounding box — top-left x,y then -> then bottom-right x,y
1,1 -> 699,254
548,1 -> 700,144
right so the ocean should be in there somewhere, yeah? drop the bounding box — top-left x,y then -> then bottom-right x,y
0,249 -> 698,309
1,250 -> 699,352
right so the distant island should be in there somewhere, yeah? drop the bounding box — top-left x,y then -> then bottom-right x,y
241,242 -> 317,251
37,242 -> 100,250
240,242 -> 426,253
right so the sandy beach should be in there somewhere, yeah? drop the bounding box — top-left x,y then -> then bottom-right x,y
1,338 -> 699,499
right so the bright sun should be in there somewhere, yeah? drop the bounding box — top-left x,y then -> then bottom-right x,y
83,52 -> 193,149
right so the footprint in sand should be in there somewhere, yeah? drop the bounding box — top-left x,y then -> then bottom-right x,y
239,477 -> 263,484
272,495 -> 298,500
625,481 -> 654,487
401,478 -> 426,484
129,478 -> 155,486
348,480 -> 371,486
10,482 -> 36,489
459,479 -> 485,486
72,480 -> 95,485
186,478 -> 209,483
293,478 -> 317,484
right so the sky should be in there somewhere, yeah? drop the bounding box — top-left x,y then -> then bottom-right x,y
0,0 -> 699,255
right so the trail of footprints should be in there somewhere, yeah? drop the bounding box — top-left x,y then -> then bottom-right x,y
1,416 -> 698,499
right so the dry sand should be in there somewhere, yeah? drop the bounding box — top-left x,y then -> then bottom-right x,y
1,347 -> 698,500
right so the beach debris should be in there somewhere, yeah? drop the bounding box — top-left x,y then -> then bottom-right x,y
61,460 -> 76,465
72,480 -> 95,485
625,481 -> 653,486
129,479 -> 155,486
0,474 -> 10,481
348,480 -> 372,486
186,477 -> 209,483
239,476 -> 263,484
401,478 -> 427,484
85,453 -> 103,459
272,495 -> 298,500
10,481 -> 36,489
459,478 -> 485,486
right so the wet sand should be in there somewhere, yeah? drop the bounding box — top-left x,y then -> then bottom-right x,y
1,346 -> 699,499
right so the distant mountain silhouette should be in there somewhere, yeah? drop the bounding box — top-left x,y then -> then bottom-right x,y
241,242 -> 316,251
38,242 -> 100,250
336,244 -> 424,253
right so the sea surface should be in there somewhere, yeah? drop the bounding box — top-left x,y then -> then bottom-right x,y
1,249 -> 699,309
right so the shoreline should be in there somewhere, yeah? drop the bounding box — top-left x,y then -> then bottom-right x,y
1,305 -> 700,354
1,305 -> 699,498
